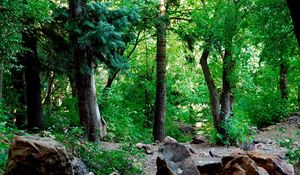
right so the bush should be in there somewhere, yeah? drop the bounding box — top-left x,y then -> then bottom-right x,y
277,132 -> 300,164
54,127 -> 143,175
238,92 -> 288,128
0,101 -> 19,173
223,113 -> 253,145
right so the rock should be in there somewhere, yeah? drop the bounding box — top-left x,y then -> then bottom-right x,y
221,151 -> 295,175
109,171 -> 120,175
156,141 -> 200,175
71,157 -> 90,175
175,121 -> 194,135
135,143 -> 154,154
135,143 -> 144,149
5,136 -> 74,175
221,155 -> 262,175
260,127 -> 272,131
246,151 -> 294,175
196,157 -> 222,175
293,163 -> 300,175
190,135 -> 206,144
162,136 -> 177,144
240,142 -> 257,151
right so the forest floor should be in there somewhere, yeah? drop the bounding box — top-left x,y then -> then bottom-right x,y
136,115 -> 300,175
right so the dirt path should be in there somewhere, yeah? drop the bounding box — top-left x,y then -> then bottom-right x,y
138,115 -> 300,175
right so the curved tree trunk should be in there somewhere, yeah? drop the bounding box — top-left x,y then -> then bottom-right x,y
22,30 -> 44,130
153,0 -> 167,142
104,68 -> 120,91
199,47 -> 222,133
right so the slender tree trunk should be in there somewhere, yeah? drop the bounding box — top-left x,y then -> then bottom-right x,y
279,62 -> 288,100
153,0 -> 167,142
104,68 -> 120,90
69,0 -> 106,141
144,89 -> 151,128
286,0 -> 300,47
22,30 -> 44,130
44,71 -> 55,105
199,47 -> 222,133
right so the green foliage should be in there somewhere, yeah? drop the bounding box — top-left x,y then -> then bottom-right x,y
0,101 -> 19,173
277,132 -> 300,164
54,127 -> 143,175
223,114 -> 253,144
98,77 -> 153,143
238,90 -> 288,128
73,2 -> 140,70
45,96 -> 80,132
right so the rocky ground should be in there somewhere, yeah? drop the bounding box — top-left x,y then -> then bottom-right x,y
138,115 -> 300,175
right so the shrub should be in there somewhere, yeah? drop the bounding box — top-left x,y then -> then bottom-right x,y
54,127 -> 143,175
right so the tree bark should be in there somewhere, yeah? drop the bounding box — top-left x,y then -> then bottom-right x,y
153,0 -> 167,142
220,49 -> 233,122
199,47 -> 222,133
69,0 -> 106,141
43,71 -> 55,105
22,30 -> 44,130
104,68 -> 120,90
279,62 -> 288,100
286,0 -> 300,47
144,89 -> 151,128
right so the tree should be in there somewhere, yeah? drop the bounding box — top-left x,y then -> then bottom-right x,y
68,0 -> 106,141
153,0 -> 168,142
192,0 -> 245,143
286,0 -> 300,47
22,26 -> 44,130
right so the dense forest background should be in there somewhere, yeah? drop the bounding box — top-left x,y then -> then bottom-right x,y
0,0 -> 299,174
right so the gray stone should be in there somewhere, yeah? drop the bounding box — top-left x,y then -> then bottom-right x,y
156,141 -> 200,175
5,136 -> 74,175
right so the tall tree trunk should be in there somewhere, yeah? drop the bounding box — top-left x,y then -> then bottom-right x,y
220,49 -> 233,122
219,48 -> 235,141
279,62 -> 288,100
22,30 -> 44,130
69,0 -> 106,141
286,0 -> 300,47
199,47 -> 222,133
153,0 -> 167,142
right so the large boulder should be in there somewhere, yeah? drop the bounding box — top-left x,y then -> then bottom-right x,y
221,155 -> 265,175
5,136 -> 74,175
221,151 -> 294,175
156,137 -> 200,175
246,152 -> 294,175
